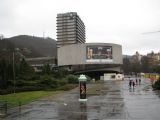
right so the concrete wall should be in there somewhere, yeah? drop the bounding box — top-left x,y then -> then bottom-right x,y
58,43 -> 122,66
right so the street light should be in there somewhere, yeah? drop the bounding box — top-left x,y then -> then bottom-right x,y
13,52 -> 16,93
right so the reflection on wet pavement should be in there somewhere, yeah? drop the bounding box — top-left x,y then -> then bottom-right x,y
123,78 -> 160,120
4,78 -> 160,120
55,80 -> 127,120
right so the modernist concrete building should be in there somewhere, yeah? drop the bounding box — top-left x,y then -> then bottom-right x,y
56,12 -> 85,48
58,43 -> 123,79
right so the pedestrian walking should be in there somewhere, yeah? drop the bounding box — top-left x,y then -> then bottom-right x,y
132,81 -> 135,88
136,79 -> 138,85
129,80 -> 132,88
139,79 -> 141,85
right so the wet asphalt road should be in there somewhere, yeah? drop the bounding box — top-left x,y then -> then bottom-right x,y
3,78 -> 160,120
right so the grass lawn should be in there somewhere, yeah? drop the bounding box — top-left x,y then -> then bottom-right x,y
0,91 -> 62,108
0,83 -> 105,108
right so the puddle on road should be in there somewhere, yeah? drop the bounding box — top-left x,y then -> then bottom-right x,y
58,102 -> 88,120
39,103 -> 55,107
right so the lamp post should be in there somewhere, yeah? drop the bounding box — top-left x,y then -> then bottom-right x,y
13,52 -> 16,94
78,74 -> 87,102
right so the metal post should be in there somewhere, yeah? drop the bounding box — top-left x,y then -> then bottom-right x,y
13,52 -> 16,94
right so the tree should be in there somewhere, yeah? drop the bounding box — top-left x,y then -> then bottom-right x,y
153,65 -> 160,73
66,74 -> 78,84
39,75 -> 58,88
0,59 -> 8,89
42,63 -> 51,74
122,57 -> 131,74
7,62 -> 13,80
19,58 -> 34,78
131,61 -> 141,73
141,56 -> 150,73
53,68 -> 69,78
152,78 -> 160,90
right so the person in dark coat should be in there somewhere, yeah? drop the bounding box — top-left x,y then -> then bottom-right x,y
129,80 -> 132,88
132,81 -> 135,88
136,79 -> 138,85
139,79 -> 141,85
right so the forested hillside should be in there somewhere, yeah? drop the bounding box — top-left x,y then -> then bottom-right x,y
0,35 -> 57,58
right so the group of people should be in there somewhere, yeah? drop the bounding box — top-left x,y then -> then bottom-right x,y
129,78 -> 141,88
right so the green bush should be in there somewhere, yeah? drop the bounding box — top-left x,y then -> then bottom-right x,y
16,86 -> 43,92
28,74 -> 40,80
66,75 -> 78,84
12,79 -> 38,87
16,80 -> 25,87
0,86 -> 43,95
39,75 -> 58,88
58,79 -> 67,86
53,68 -> 69,78
7,80 -> 14,86
0,89 -> 13,95
153,80 -> 160,90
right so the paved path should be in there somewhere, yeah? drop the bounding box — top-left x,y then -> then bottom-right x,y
3,78 -> 160,120
123,78 -> 160,120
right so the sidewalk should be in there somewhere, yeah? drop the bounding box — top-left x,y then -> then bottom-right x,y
123,78 -> 160,120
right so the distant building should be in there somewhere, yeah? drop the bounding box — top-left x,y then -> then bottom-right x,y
147,52 -> 160,61
135,51 -> 142,62
154,52 -> 160,61
56,12 -> 85,48
129,51 -> 143,64
25,57 -> 56,72
147,51 -> 160,66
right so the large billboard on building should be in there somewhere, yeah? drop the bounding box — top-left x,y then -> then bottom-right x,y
86,46 -> 113,63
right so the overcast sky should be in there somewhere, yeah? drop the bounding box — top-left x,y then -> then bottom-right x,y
0,0 -> 160,55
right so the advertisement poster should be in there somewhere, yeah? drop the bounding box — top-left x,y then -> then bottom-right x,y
86,46 -> 113,62
80,82 -> 86,99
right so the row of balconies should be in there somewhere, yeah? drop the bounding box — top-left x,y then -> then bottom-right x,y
57,16 -> 76,21
57,32 -> 76,36
57,37 -> 76,41
57,25 -> 76,30
57,34 -> 76,39
57,19 -> 76,24
56,28 -> 76,33
57,31 -> 85,41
